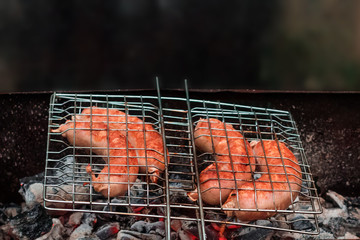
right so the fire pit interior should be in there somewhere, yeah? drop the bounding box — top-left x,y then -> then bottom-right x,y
1,88 -> 359,240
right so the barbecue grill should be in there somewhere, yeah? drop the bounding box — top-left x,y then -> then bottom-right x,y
44,81 -> 322,239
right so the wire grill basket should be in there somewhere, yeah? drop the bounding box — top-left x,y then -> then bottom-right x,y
44,85 -> 322,239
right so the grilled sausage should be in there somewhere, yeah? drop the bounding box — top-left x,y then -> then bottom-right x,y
52,113 -> 138,197
79,107 -> 166,183
188,118 -> 255,205
53,107 -> 167,183
85,134 -> 138,197
52,114 -> 117,158
223,140 -> 302,221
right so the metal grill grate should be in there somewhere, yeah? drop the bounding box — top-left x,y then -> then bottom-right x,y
44,84 -> 322,239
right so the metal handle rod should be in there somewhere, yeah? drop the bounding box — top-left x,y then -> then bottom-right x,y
185,79 -> 207,240
156,78 -> 172,240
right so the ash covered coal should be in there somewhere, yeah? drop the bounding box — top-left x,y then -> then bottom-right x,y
5,204 -> 52,240
273,190 -> 360,239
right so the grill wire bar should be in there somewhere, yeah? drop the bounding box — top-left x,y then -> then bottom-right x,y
185,80 -> 206,239
44,85 -> 322,238
156,79 -> 172,240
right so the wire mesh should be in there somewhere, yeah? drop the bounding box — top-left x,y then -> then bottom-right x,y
44,91 -> 322,239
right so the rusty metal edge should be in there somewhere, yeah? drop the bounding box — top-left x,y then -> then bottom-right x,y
1,89 -> 360,95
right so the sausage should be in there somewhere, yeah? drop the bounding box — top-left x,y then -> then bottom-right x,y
52,112 -> 138,197
188,118 -> 255,205
85,134 -> 138,197
79,107 -> 166,183
52,115 -> 114,158
53,107 -> 166,183
223,140 -> 302,221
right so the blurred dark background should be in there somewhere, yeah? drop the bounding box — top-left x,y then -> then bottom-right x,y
0,0 -> 360,92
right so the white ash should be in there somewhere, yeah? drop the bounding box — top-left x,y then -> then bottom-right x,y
68,212 -> 84,227
69,213 -> 97,240
69,224 -> 94,240
339,232 -> 359,239
273,191 -> 360,239
3,204 -> 53,240
24,183 -> 43,207
123,178 -> 163,205
18,172 -> 45,207
19,157 -> 95,211
130,220 -> 165,237
327,190 -> 347,211
44,184 -> 90,210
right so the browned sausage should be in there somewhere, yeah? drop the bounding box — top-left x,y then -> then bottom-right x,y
79,107 -> 166,183
52,112 -> 138,197
223,140 -> 302,221
85,134 -> 138,197
188,118 -> 255,205
54,107 -> 167,183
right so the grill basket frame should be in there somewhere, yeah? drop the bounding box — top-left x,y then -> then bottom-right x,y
44,89 -> 322,239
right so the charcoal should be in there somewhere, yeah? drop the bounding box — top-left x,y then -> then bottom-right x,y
96,198 -> 136,229
169,189 -> 194,206
102,198 -> 129,213
35,218 -> 66,240
130,220 -> 147,233
204,225 -> 220,240
68,212 -> 98,240
20,182 -> 44,207
69,224 -> 94,240
180,219 -> 198,232
324,217 -> 360,238
230,221 -> 274,240
326,190 -> 347,211
95,222 -> 120,240
47,156 -> 91,184
77,237 -> 100,240
179,220 -> 199,238
9,204 -> 52,240
117,230 -> 163,240
96,213 -> 136,230
68,212 -> 84,227
170,232 -> 178,240
18,173 -> 44,207
312,228 -> 335,239
125,179 -> 163,205
146,221 -> 165,236
231,227 -> 274,240
291,216 -> 315,231
0,228 -> 12,240
345,196 -> 360,208
19,172 -> 45,187
178,229 -> 193,240
82,213 -> 97,227
1,203 -> 22,222
342,217 -> 360,234
44,184 -> 90,210
170,219 -> 182,232
43,156 -> 92,211
130,220 -> 165,237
